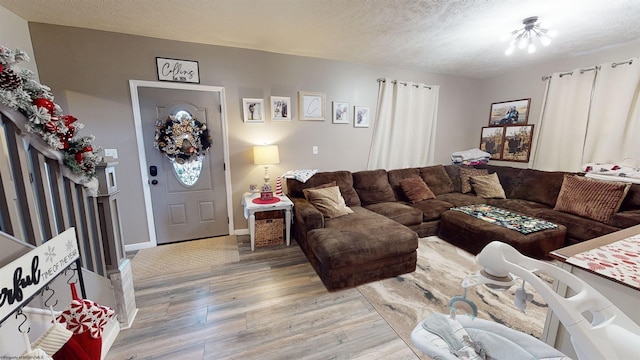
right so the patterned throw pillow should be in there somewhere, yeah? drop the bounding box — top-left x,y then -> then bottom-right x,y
399,177 -> 436,203
554,175 -> 631,223
459,167 -> 489,194
470,173 -> 506,199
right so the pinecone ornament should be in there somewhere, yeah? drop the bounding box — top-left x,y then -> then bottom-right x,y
0,68 -> 23,91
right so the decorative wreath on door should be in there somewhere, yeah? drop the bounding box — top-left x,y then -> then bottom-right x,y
154,113 -> 212,163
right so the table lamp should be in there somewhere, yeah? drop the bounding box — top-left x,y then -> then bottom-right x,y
253,144 -> 280,200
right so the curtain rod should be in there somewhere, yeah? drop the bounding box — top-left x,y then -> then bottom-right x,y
542,58 -> 634,81
377,78 -> 432,89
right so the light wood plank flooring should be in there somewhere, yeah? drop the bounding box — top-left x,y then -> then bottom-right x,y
106,236 -> 420,360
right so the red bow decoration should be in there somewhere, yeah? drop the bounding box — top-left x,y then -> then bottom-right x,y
33,97 -> 55,114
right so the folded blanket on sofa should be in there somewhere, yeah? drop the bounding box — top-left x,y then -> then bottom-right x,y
582,162 -> 640,183
451,148 -> 490,164
283,169 -> 318,183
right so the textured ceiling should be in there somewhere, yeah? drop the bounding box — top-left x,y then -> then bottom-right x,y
2,0 -> 640,78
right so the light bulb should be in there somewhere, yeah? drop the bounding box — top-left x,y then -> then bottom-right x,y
518,32 -> 529,49
505,45 -> 514,56
548,29 -> 558,38
539,35 -> 551,46
528,43 -> 536,53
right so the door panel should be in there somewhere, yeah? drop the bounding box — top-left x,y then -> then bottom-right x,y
139,87 -> 228,244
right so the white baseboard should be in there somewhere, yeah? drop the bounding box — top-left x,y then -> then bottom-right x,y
125,230 -> 249,252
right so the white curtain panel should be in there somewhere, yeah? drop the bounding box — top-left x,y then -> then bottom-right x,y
583,58 -> 640,164
531,70 -> 596,171
367,79 -> 439,170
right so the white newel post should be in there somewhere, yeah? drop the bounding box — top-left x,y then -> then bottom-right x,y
96,159 -> 138,328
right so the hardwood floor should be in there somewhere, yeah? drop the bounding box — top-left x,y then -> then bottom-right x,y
106,236 -> 420,360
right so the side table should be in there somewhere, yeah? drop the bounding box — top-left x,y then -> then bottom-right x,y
242,193 -> 294,251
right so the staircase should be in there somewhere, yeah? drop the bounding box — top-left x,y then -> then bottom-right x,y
0,104 -> 135,357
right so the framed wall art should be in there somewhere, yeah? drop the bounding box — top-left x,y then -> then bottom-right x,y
479,126 -> 505,160
332,101 -> 349,124
156,57 -> 200,83
353,106 -> 370,128
270,96 -> 291,121
298,91 -> 326,121
501,125 -> 534,162
489,98 -> 530,126
242,98 -> 265,123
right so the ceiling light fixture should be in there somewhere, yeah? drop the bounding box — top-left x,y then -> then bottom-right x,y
504,16 -> 557,55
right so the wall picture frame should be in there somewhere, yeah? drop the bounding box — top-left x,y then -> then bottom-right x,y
353,106 -> 370,128
480,126 -> 505,160
332,101 -> 349,124
501,125 -> 534,162
489,98 -> 530,126
156,57 -> 200,83
298,91 -> 326,120
270,96 -> 291,121
242,98 -> 265,123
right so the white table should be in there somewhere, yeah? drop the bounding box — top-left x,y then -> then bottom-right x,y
242,193 -> 293,251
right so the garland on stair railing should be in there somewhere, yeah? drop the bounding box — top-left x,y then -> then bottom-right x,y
0,45 -> 102,180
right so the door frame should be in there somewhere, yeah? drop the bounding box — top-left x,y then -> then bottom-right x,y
128,80 -> 234,250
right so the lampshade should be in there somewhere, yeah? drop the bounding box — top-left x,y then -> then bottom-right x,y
253,145 -> 280,165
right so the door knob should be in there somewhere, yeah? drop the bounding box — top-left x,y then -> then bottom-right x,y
151,179 -> 158,185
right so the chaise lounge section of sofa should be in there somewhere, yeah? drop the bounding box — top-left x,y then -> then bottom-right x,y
287,164 -> 640,290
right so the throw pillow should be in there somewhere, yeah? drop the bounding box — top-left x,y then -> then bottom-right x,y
303,181 -> 337,200
470,173 -> 506,199
399,177 -> 436,203
304,186 -> 354,218
459,167 -> 489,193
554,174 -> 631,223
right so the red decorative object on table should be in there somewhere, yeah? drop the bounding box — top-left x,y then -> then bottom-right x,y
252,197 -> 280,204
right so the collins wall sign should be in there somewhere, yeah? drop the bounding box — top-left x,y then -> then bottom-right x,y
156,57 -> 200,83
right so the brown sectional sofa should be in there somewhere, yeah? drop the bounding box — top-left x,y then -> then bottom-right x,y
287,164 -> 640,291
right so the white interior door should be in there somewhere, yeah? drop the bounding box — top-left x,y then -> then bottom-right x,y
139,87 -> 228,244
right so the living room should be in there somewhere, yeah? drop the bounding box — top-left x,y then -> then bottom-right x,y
1,1 -> 640,359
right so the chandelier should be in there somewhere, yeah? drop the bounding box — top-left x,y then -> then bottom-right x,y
505,16 -> 557,55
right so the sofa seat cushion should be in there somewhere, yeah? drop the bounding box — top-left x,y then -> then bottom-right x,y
310,208 -> 418,269
484,198 -> 551,217
435,193 -> 484,207
606,210 -> 640,228
532,208 -> 620,242
409,199 -> 454,221
365,202 -> 423,226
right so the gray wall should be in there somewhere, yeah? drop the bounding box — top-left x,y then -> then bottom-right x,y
13,20 -> 640,248
0,6 -> 38,78
479,41 -> 640,169
27,23 -> 483,246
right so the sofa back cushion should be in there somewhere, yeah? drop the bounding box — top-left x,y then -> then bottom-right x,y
620,183 -> 640,211
510,168 -> 566,207
485,165 -> 522,198
419,165 -> 454,195
287,170 -> 361,207
387,168 -> 421,201
352,169 -> 396,205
